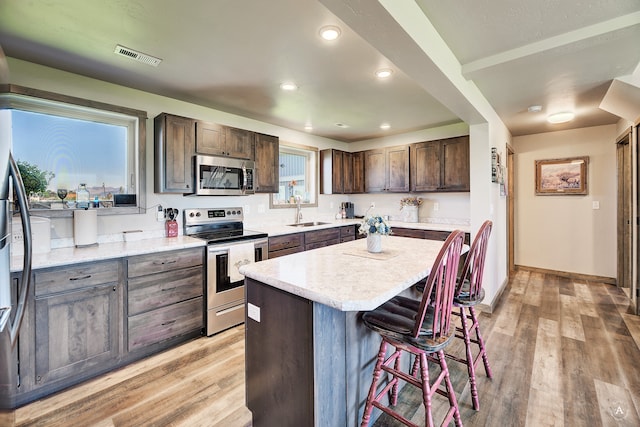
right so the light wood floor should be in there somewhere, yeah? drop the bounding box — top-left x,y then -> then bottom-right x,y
6,270 -> 640,426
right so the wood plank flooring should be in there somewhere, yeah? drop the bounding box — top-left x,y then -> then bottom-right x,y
4,269 -> 640,426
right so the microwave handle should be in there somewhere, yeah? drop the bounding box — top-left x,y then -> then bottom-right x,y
242,164 -> 248,192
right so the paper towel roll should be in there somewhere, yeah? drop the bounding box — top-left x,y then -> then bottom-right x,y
74,209 -> 98,247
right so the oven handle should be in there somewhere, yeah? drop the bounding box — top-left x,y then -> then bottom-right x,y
207,238 -> 268,254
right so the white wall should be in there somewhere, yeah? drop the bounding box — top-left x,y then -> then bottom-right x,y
512,125 -> 618,278
9,57 -> 511,308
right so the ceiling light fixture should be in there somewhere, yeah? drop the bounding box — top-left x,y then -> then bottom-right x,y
375,69 -> 393,79
280,82 -> 298,91
304,124 -> 313,131
335,123 -> 349,128
380,123 -> 390,130
319,26 -> 341,41
527,105 -> 542,113
547,111 -> 575,124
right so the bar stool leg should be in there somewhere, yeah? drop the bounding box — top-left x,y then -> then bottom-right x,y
361,340 -> 388,427
470,306 -> 493,379
436,349 -> 463,427
459,306 -> 480,410
417,353 -> 436,427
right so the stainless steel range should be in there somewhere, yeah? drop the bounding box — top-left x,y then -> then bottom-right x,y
184,207 -> 268,336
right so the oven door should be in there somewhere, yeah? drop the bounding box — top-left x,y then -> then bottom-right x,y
206,238 -> 267,335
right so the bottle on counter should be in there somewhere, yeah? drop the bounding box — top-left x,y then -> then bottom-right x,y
76,183 -> 90,209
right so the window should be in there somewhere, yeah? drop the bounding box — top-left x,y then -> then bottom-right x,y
0,85 -> 147,215
270,142 -> 318,208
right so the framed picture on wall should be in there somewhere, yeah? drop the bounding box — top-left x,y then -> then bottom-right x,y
535,156 -> 588,195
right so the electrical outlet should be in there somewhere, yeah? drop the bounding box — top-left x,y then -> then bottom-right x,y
433,202 -> 439,212
156,205 -> 165,221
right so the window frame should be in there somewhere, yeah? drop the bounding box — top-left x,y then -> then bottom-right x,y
0,84 -> 147,217
269,141 -> 319,209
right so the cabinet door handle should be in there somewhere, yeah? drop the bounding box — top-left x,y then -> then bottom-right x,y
113,286 -> 117,292
162,320 -> 177,326
69,275 -> 92,281
153,260 -> 178,266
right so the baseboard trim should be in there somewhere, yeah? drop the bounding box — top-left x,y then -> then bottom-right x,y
478,276 -> 509,314
515,265 -> 616,285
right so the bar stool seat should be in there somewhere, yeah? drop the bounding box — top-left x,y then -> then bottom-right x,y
360,230 -> 465,427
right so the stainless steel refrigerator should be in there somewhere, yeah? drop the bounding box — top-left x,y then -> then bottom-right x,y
0,111 -> 33,409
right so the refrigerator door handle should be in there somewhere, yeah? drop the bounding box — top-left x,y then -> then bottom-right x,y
8,153 -> 31,348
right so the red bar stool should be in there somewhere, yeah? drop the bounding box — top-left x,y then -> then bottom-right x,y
360,230 -> 465,427
448,220 -> 493,410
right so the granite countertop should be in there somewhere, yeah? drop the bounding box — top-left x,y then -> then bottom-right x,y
10,236 -> 206,272
247,218 -> 470,237
240,236 -> 461,312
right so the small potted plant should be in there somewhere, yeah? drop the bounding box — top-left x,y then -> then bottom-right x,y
359,214 -> 391,253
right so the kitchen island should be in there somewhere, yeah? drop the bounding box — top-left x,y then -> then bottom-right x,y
240,235 -> 463,427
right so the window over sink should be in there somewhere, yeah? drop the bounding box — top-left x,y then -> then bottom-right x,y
0,85 -> 147,216
270,142 -> 318,209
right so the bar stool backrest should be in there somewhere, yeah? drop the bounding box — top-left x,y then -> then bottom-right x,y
456,220 -> 493,301
413,230 -> 465,342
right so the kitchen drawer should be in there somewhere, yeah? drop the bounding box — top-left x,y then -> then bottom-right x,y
339,225 -> 356,239
305,238 -> 340,251
268,233 -> 304,253
304,228 -> 340,245
268,246 -> 304,259
34,260 -> 121,296
128,266 -> 203,316
128,296 -> 203,351
127,247 -> 203,278
392,228 -> 426,239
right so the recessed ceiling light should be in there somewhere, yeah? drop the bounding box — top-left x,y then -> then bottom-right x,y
335,123 -> 349,128
380,123 -> 390,130
547,111 -> 575,124
280,82 -> 298,91
319,26 -> 341,41
304,124 -> 313,131
527,105 -> 542,113
375,69 -> 393,79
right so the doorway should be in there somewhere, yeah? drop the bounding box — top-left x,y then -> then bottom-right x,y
616,130 -> 632,297
507,144 -> 515,278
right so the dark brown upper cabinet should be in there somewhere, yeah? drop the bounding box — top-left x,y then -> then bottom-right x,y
196,121 -> 253,159
253,132 -> 279,193
320,149 -> 365,194
364,145 -> 410,193
410,136 -> 470,192
154,113 -> 195,194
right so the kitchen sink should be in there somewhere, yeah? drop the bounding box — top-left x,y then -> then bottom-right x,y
287,221 -> 331,227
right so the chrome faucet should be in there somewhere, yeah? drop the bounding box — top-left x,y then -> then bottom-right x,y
295,195 -> 303,224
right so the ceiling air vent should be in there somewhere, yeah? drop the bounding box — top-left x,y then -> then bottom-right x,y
114,45 -> 162,67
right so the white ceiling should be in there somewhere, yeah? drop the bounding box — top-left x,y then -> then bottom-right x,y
0,0 -> 638,142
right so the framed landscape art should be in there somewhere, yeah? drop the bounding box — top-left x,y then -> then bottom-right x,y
535,156 -> 588,195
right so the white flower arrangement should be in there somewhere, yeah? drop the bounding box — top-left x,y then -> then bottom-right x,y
358,215 -> 392,236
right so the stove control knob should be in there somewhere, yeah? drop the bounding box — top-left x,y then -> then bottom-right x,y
189,212 -> 195,217
196,212 -> 201,217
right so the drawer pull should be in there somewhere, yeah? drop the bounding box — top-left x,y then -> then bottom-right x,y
69,275 -> 91,281
162,320 -> 177,326
153,260 -> 178,266
161,287 -> 177,292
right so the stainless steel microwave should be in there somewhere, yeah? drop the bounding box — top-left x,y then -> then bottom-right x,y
195,155 -> 255,195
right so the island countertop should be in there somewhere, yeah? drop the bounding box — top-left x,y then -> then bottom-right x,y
240,235 -> 464,312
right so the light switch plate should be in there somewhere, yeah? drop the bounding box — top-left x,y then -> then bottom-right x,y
592,201 -> 600,210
